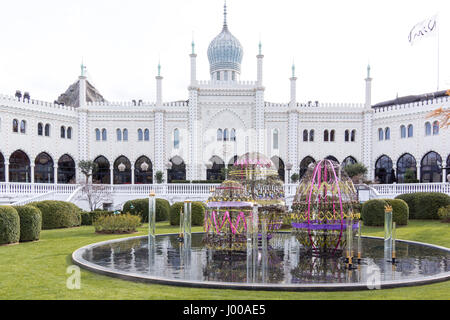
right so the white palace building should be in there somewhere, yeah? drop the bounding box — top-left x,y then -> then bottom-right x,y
0,3 -> 449,208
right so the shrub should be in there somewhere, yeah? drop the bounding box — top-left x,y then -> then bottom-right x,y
13,205 -> 42,242
123,198 -> 170,223
169,201 -> 205,226
396,192 -> 450,219
361,199 -> 409,226
29,201 -> 81,229
361,199 -> 387,226
93,214 -> 141,234
438,205 -> 450,222
0,206 -> 20,245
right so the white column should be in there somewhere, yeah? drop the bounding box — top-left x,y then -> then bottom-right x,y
443,168 -> 447,183
287,109 -> 299,175
131,164 -> 135,185
416,164 -> 421,182
255,89 -> 265,155
188,89 -> 199,180
54,165 -> 58,185
154,111 -> 165,182
30,164 -> 35,183
110,167 -> 114,185
79,75 -> 87,108
365,65 -> 372,108
363,66 -> 374,180
5,161 -> 9,182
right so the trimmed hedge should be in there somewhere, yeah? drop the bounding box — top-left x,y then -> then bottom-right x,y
0,206 -> 20,245
438,205 -> 450,222
13,205 -> 42,242
396,192 -> 450,220
29,201 -> 81,230
361,199 -> 409,226
123,198 -> 170,223
361,199 -> 386,226
169,201 -> 205,226
93,214 -> 141,234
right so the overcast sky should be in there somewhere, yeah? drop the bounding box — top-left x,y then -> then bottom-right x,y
0,0 -> 448,105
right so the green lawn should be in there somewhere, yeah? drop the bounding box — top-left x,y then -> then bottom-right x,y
0,220 -> 448,300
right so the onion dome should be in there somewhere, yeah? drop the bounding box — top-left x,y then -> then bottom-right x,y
207,2 -> 243,75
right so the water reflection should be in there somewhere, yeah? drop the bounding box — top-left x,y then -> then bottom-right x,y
81,233 -> 450,285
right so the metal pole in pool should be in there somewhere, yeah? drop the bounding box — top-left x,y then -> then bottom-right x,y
384,205 -> 393,260
148,190 -> 156,272
183,200 -> 192,250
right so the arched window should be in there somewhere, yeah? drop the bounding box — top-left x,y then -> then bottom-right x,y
299,156 -> 315,179
421,151 -> 442,183
0,153 -> 5,182
116,129 -> 122,141
123,129 -> 128,141
12,119 -> 18,133
330,130 -> 335,142
44,124 -> 50,137
378,128 -> 384,141
206,156 -> 225,181
167,156 -> 186,182
144,129 -> 150,141
271,156 -> 285,182
138,129 -> 143,141
230,129 -> 236,142
37,123 -> 43,136
345,130 -> 349,142
135,156 -> 153,184
325,155 -> 339,164
303,129 -> 308,142
217,129 -> 223,141
9,150 -> 31,183
95,129 -> 101,141
397,153 -> 416,183
93,156 -> 110,184
57,154 -> 76,184
342,156 -> 357,167
174,129 -> 180,149
113,156 -> 131,184
425,122 -> 431,136
20,120 -> 26,133
432,121 -> 439,135
407,124 -> 413,138
223,129 -> 229,141
273,129 -> 279,149
309,130 -> 314,142
34,152 -> 54,183
351,130 -> 356,142
67,127 -> 72,139
102,129 -> 107,141
375,155 -> 394,184
385,127 -> 390,140
400,125 -> 406,139
324,130 -> 329,142
60,126 -> 66,139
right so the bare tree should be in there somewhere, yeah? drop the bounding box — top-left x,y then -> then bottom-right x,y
77,160 -> 110,211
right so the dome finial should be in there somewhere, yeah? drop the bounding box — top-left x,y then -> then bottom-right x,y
223,0 -> 228,29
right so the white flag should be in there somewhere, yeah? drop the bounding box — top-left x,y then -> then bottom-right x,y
408,15 -> 438,45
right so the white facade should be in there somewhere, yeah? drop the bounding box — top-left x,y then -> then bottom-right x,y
0,5 -> 449,188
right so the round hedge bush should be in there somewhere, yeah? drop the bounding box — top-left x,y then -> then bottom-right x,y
438,205 -> 450,222
396,192 -> 450,219
361,198 -> 409,226
29,201 -> 81,230
123,198 -> 170,223
13,205 -> 42,242
361,199 -> 387,226
169,201 -> 205,226
0,206 -> 20,245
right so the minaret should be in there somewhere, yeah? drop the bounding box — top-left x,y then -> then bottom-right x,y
79,62 -> 87,108
256,40 -> 264,86
156,62 -> 163,106
290,62 -> 297,106
365,64 -> 372,108
362,64 -> 374,180
190,39 -> 197,86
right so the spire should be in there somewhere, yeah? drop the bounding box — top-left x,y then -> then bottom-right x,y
80,59 -> 86,77
157,61 -> 161,77
292,61 -> 296,78
223,0 -> 228,30
191,31 -> 195,54
258,40 -> 262,55
367,64 -> 371,79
